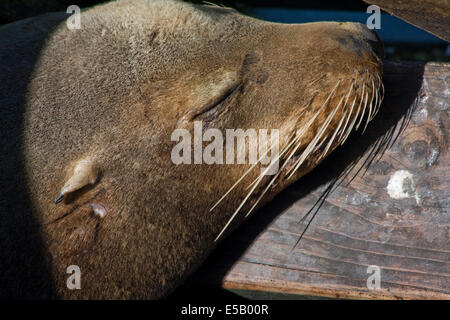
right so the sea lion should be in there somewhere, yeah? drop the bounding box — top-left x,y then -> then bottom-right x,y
0,0 -> 383,299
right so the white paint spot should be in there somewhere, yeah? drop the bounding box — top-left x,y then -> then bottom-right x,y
386,170 -> 421,205
387,170 -> 414,199
412,107 -> 428,125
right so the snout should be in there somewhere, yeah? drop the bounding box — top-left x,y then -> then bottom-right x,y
337,22 -> 385,60
367,28 -> 384,60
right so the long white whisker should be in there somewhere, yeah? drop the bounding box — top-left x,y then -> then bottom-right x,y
247,128 -> 326,218
362,79 -> 376,132
315,134 -> 331,161
323,110 -> 347,158
335,82 -> 354,139
287,93 -> 345,179
211,95 -> 317,211
370,80 -> 379,121
373,90 -> 380,120
214,81 -> 346,239
245,135 -> 295,190
244,164 -> 280,218
210,133 -> 279,212
338,94 -> 357,144
214,159 -> 275,242
341,83 -> 365,145
372,75 -> 384,118
249,80 -> 343,189
322,83 -> 353,156
355,83 -> 368,130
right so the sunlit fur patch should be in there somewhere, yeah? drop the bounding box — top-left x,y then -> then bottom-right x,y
212,67 -> 384,242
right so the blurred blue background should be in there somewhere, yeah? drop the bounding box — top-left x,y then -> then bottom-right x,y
247,8 -> 445,44
0,0 -> 448,61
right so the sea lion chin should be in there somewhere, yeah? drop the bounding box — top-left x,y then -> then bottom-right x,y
0,0 -> 384,299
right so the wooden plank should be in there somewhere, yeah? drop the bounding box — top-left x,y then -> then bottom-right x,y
364,0 -> 450,42
183,61 -> 450,299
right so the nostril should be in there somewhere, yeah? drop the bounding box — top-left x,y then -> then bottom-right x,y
334,22 -> 385,60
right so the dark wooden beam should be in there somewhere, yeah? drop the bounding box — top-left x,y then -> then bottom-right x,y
364,0 -> 450,42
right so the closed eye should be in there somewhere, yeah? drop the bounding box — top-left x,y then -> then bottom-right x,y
178,80 -> 241,124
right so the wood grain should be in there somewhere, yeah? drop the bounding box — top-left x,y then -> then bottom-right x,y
364,0 -> 450,42
185,61 -> 449,300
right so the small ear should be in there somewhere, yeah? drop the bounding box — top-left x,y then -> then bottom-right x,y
54,157 -> 100,204
177,70 -> 241,126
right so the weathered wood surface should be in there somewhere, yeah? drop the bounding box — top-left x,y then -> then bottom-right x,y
186,61 -> 449,299
364,0 -> 450,42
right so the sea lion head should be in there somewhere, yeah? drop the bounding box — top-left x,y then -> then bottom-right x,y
2,0 -> 384,298
165,4 -> 384,235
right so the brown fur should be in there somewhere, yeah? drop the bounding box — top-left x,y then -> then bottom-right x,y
0,0 -> 383,299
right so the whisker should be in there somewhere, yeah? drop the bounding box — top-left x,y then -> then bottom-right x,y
335,82 -> 354,140
355,83 -> 368,130
372,75 -> 384,118
362,79 -> 376,132
245,135 -> 295,190
308,74 -> 326,88
251,79 -> 343,189
374,89 -> 381,120
210,132 -> 280,211
216,149 -> 286,241
322,82 -> 354,157
341,83 -> 365,145
338,94 -> 357,144
370,80 -> 379,121
213,94 -> 318,208
322,110 -> 347,159
214,171 -> 266,242
244,162 -> 281,218
315,134 -> 330,161
287,93 -> 345,179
